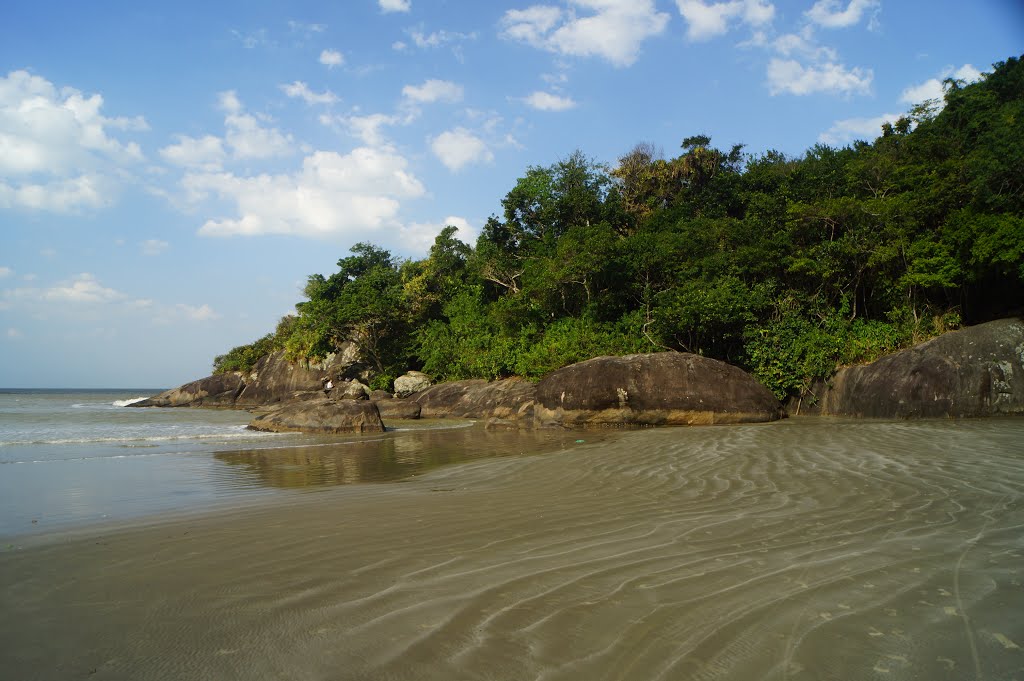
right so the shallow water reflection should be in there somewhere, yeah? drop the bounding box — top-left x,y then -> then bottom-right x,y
213,422 -> 601,489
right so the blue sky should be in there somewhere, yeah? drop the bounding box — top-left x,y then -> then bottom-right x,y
1,0 -> 1021,388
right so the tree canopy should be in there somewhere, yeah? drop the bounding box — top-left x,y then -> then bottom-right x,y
214,56 -> 1024,400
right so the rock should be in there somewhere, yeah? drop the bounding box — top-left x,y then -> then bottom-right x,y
235,350 -> 360,406
248,398 -> 384,434
394,371 -> 433,398
369,390 -> 394,401
534,352 -> 784,427
332,380 -> 370,401
818,317 -> 1024,418
130,373 -> 245,408
374,400 -> 422,420
413,378 -> 537,420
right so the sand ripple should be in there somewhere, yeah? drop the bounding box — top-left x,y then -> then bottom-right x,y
2,418 -> 1023,680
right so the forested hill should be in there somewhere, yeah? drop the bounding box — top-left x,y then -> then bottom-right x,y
214,55 -> 1024,400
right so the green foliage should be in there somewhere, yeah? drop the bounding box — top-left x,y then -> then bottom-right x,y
213,55 -> 1024,400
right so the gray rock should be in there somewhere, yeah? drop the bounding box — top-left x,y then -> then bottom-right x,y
130,373 -> 245,408
414,378 -> 537,420
394,371 -> 433,398
332,380 -> 370,401
248,398 -> 384,434
818,317 -> 1024,418
369,390 -> 394,401
374,400 -> 422,420
534,352 -> 784,427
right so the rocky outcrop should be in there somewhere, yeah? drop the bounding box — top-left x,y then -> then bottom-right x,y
817,317 -> 1024,418
132,345 -> 365,409
412,378 -> 537,420
394,371 -> 433,398
130,373 -> 245,408
248,398 -> 384,434
534,352 -> 784,427
235,348 -> 361,406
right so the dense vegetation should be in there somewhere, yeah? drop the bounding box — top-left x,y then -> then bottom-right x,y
214,56 -> 1024,399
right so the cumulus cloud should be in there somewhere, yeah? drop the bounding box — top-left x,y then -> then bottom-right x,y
161,92 -> 294,170
319,49 -> 344,68
159,135 -> 226,170
500,0 -> 670,67
805,0 -> 880,29
402,79 -> 464,104
0,70 -> 147,213
523,91 -> 577,111
766,58 -> 872,96
141,239 -> 169,256
0,266 -> 12,278
379,0 -> 411,12
280,81 -> 339,105
184,146 -> 426,239
321,113 -> 402,147
430,128 -> 494,172
675,0 -> 775,41
818,112 -> 902,145
400,216 -> 478,255
900,64 -> 983,105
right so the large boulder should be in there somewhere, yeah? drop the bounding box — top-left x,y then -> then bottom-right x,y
394,371 -> 433,398
130,373 -> 245,408
413,378 -> 537,420
374,400 -> 422,420
534,352 -> 784,427
331,380 -> 370,401
818,317 -> 1024,418
248,398 -> 384,434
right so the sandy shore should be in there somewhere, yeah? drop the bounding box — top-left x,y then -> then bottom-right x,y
3,419 -> 1023,680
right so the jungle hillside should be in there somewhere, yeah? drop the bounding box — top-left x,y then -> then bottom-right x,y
213,56 -> 1024,400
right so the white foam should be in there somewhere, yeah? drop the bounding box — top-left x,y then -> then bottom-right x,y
112,397 -> 150,407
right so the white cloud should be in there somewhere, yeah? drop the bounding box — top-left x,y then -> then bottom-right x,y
159,135 -> 226,170
280,81 -> 339,105
319,49 -> 344,68
818,112 -> 902,145
323,113 -> 402,147
175,303 -> 219,321
379,0 -> 411,12
400,216 -> 478,255
6,328 -> 22,339
766,58 -> 872,96
0,70 -> 146,213
0,175 -> 111,213
406,28 -> 477,50
141,239 -> 169,256
771,28 -> 837,61
219,91 -> 294,160
185,146 -> 426,239
160,93 -> 293,170
402,79 -> 464,104
900,64 -> 983,105
523,91 -> 577,111
430,128 -> 494,171
43,273 -> 124,304
805,0 -> 879,29
500,0 -> 670,67
0,266 -> 11,278
676,0 -> 775,41
231,28 -> 271,49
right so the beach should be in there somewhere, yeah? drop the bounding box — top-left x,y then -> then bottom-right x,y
3,416 -> 1024,680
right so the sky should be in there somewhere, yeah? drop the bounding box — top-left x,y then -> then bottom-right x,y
1,1 -> 1021,388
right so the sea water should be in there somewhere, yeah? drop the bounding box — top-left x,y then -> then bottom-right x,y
0,389 -> 291,535
0,389 -> 583,537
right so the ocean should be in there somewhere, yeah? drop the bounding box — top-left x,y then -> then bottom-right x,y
0,389 -> 582,538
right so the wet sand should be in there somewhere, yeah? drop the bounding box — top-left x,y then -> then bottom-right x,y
2,418 -> 1023,680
